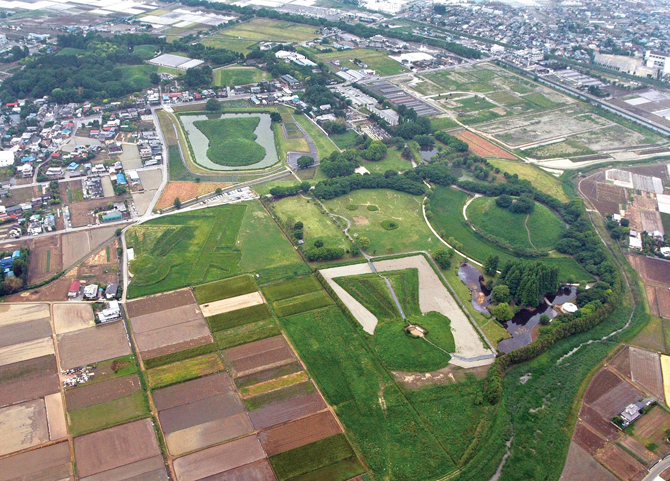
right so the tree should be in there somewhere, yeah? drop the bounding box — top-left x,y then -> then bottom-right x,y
215,187 -> 222,194
270,112 -> 282,123
205,98 -> 221,111
495,194 -> 513,209
484,255 -> 499,276
361,141 -> 387,161
297,155 -> 315,170
491,285 -> 510,304
294,221 -> 303,230
149,73 -> 161,85
490,303 -> 513,321
314,239 -> 324,248
433,249 -> 452,270
539,314 -> 550,325
358,236 -> 370,250
173,197 -> 181,209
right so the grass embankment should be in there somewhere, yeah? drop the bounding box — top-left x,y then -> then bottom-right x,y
193,117 -> 265,166
467,196 -> 565,251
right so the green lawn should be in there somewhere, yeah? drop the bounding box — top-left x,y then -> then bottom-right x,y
313,48 -> 407,76
219,18 -> 320,42
487,160 -> 569,203
428,187 -> 594,283
269,195 -> 349,251
323,189 -> 435,256
120,64 -> 158,91
361,147 -> 413,174
467,197 -> 565,251
458,96 -> 496,112
201,36 -> 259,53
213,67 -> 268,87
293,113 -> 339,159
132,44 -> 158,60
329,130 -> 360,149
193,116 -> 265,166
127,201 -> 306,298
430,116 -> 460,130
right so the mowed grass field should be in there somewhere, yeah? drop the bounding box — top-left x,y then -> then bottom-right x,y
428,187 -> 595,283
488,159 -> 570,203
467,197 -> 566,251
324,189 -> 435,255
218,18 -> 320,42
213,67 -> 269,87
193,117 -> 265,166
201,36 -> 259,53
269,195 -> 349,252
312,48 -> 406,76
126,201 -> 307,298
280,305 -> 501,481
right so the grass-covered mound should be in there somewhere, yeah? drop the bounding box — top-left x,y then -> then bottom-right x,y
194,117 -> 265,166
335,269 -> 454,372
467,196 -> 566,251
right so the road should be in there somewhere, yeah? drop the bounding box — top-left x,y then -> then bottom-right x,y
642,457 -> 670,481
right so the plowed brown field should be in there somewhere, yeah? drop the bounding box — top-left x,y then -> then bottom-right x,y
249,392 -> 326,430
154,182 -> 232,211
153,372 -> 235,411
65,375 -> 141,410
259,411 -> 341,456
456,131 -> 516,159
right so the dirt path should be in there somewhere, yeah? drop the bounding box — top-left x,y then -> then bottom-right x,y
524,214 -> 538,250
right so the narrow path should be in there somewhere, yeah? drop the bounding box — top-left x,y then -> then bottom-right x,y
524,214 -> 538,250
462,193 -> 480,222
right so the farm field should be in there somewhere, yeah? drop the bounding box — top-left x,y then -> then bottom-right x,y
201,35 -> 258,53
269,193 -> 349,253
194,274 -> 257,304
261,276 -> 322,302
52,303 -> 94,334
154,181 -> 232,211
0,442 -> 73,481
126,201 -> 306,298
214,66 -> 269,86
218,18 -> 320,42
466,196 -> 566,251
67,391 -> 150,436
146,352 -> 224,389
487,159 -> 569,202
456,131 -> 515,159
323,189 -> 435,255
428,187 -> 594,282
56,322 -> 131,370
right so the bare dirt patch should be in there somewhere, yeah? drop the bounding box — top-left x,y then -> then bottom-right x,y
125,289 -> 195,317
0,337 -> 55,367
166,412 -> 254,456
172,435 -> 266,481
44,392 -> 67,441
207,459 -> 277,481
393,364 -> 490,389
583,368 -> 623,404
57,323 -> 131,370
68,196 -> 128,227
579,404 -> 620,440
629,347 -> 664,400
248,392 -> 326,430
0,303 -> 50,327
26,235 -> 63,285
352,215 -> 369,225
159,392 -> 246,435
65,374 -> 141,410
130,304 -> 204,334
456,131 -> 515,159
573,422 -> 607,455
155,181 -> 232,211
53,303 -> 95,334
259,411 -> 341,456
153,372 -> 235,411
0,371 -> 59,408
134,319 -> 212,355
0,441 -> 72,481
591,380 -> 643,419
594,443 -> 646,480
560,442 -> 618,481
141,335 -> 213,361
609,346 -> 632,378
0,398 -> 49,456
74,418 -> 161,478
200,292 -> 264,317
0,317 -> 52,348
5,277 -> 71,303
222,336 -> 296,378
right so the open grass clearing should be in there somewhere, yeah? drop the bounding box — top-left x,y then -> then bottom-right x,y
214,66 -> 269,87
329,130 -> 360,150
467,196 -> 565,251
261,276 -> 322,302
323,189 -> 435,255
201,36 -> 258,53
132,44 -> 158,60
68,391 -> 149,436
194,275 -> 257,305
293,113 -> 339,159
487,159 -> 569,202
120,64 -> 158,92
361,147 -> 413,174
146,353 -> 224,389
273,290 -> 334,318
219,18 -> 320,42
214,319 -> 281,350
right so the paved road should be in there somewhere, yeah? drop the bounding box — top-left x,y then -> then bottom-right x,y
642,457 -> 670,481
286,121 -> 319,170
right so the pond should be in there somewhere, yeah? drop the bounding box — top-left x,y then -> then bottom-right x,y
419,147 -> 439,162
497,303 -> 558,354
546,285 -> 577,305
458,262 -> 490,314
179,113 -> 279,171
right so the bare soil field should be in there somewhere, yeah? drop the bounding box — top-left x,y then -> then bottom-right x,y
172,435 -> 266,481
153,372 -> 235,411
0,337 -> 55,367
594,443 -> 646,480
0,303 -> 50,327
65,375 -> 141,410
204,459 -> 277,481
610,346 -> 631,378
0,398 -> 49,456
166,412 -> 254,456
69,196 -> 128,227
625,192 -> 663,233
0,371 -> 59,408
76,240 -> 120,287
57,323 -> 131,370
142,335 -> 213,361
222,336 -> 296,378
61,226 -> 119,269
0,354 -> 56,384
619,436 -> 656,463
44,392 -> 67,440
155,181 -> 232,211
200,292 -> 265,317
59,179 -> 83,202
0,317 -> 52,348
573,422 -> 606,455
74,418 -> 161,478
657,288 -> 670,319
591,381 -> 643,418
5,276 -> 71,303
134,319 -> 212,354
579,404 -> 619,440
559,442 -> 618,481
81,455 -> 167,481
0,441 -> 72,481
627,255 -> 670,286
26,234 -> 63,285
629,347 -> 664,400
632,406 -> 670,457
259,411 -> 341,456
125,289 -> 195,317
159,392 -> 246,435
248,392 -> 326,430
53,303 -> 95,334
583,368 -> 624,404
130,304 -> 204,334
455,131 -> 515,159
579,173 -> 623,217
235,361 -> 303,390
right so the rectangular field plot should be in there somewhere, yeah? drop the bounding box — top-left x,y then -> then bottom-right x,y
261,276 -> 322,302
57,323 -> 131,370
0,441 -> 72,481
194,275 -> 257,305
222,336 -> 296,378
65,374 -> 142,410
214,318 -> 281,350
0,399 -> 49,456
0,337 -> 55,368
629,347 -> 664,400
260,411 -> 342,456
125,289 -> 195,317
273,291 -> 334,318
200,291 -> 264,317
173,435 -> 268,481
207,303 -> 272,332
52,303 -> 95,334
247,385 -> 326,430
0,303 -> 50,327
146,353 -> 224,389
68,391 -> 150,436
74,419 -> 166,480
560,442 -> 618,481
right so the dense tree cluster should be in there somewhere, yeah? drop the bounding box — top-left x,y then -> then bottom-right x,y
496,260 -> 559,308
313,171 -> 426,200
303,246 -> 345,262
0,249 -> 29,295
269,182 -> 310,198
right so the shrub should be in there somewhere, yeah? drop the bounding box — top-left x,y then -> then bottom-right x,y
433,249 -> 452,270
367,205 -> 378,211
495,194 -> 512,208
380,220 -> 399,230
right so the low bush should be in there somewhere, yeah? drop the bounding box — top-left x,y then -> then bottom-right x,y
381,219 -> 399,230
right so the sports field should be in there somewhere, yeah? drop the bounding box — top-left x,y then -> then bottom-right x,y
219,18 -> 320,42
126,201 -> 307,298
213,67 -> 269,87
467,197 -> 566,251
